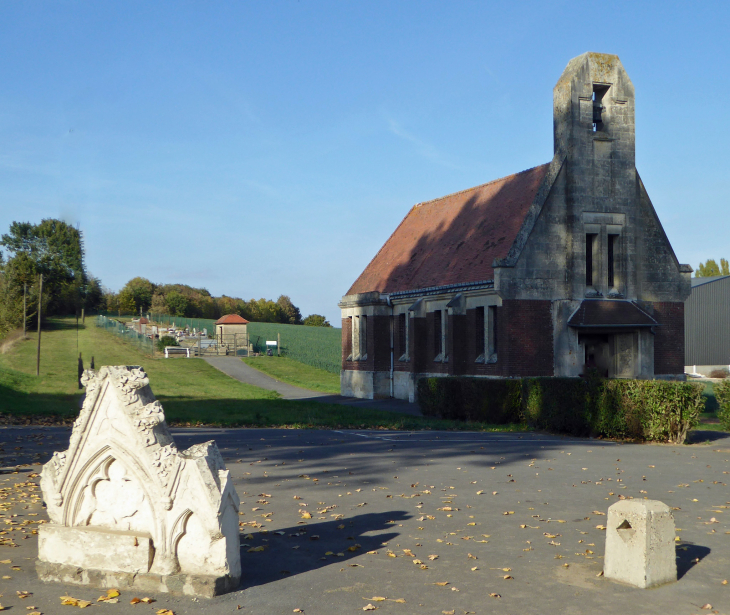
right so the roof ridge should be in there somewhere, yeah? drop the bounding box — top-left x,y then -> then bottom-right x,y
414,162 -> 550,209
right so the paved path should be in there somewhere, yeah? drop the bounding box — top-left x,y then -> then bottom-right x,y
2,425 -> 729,615
204,356 -> 422,416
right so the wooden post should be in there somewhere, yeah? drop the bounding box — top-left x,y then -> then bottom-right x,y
22,282 -> 27,339
277,332 -> 281,357
81,307 -> 85,325
36,274 -> 43,376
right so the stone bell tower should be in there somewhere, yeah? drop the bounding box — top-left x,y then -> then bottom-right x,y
553,53 -> 638,301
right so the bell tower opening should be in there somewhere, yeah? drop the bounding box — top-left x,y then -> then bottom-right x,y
592,84 -> 610,132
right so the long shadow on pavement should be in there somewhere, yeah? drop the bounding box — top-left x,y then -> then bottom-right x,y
237,510 -> 410,590
676,542 -> 711,579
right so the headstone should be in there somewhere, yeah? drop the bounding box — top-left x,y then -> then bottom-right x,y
603,499 -> 677,588
37,365 -> 241,597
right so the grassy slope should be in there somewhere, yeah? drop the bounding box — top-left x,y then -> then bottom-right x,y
0,317 -> 524,431
242,356 -> 340,394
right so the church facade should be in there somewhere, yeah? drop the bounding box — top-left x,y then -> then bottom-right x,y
339,53 -> 691,402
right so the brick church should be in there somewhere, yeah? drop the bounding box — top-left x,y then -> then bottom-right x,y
339,53 -> 691,402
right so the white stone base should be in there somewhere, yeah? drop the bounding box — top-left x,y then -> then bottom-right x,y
39,525 -> 153,574
36,560 -> 238,598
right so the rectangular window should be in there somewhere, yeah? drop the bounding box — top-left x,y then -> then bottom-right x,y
360,315 -> 367,360
434,310 -> 442,358
346,316 -> 353,360
475,306 -> 485,358
586,233 -> 597,286
488,306 -> 498,356
352,316 -> 360,359
398,313 -> 407,359
608,234 -> 618,288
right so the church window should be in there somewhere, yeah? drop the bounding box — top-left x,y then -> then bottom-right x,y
488,306 -> 498,358
586,233 -> 597,286
608,233 -> 619,288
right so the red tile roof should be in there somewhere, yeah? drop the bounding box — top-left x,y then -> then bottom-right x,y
347,164 -> 550,295
138,317 -> 149,324
215,314 -> 250,325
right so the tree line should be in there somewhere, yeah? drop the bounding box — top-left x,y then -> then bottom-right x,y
0,218 -> 330,338
695,258 -> 729,277
104,277 -> 331,326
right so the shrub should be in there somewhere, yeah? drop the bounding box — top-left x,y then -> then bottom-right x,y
709,368 -> 729,379
418,376 -> 705,443
418,377 -> 521,424
716,378 -> 730,431
156,335 -> 179,352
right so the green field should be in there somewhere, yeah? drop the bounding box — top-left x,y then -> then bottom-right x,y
0,317 -> 525,432
242,356 -> 340,394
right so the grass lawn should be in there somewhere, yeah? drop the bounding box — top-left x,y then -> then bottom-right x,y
0,317 -> 526,432
242,355 -> 340,394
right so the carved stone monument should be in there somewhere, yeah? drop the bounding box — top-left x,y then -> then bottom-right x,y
603,499 -> 677,588
37,366 -> 241,597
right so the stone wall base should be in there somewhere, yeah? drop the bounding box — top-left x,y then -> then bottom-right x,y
36,560 -> 240,598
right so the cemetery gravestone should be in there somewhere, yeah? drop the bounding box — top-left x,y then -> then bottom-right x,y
37,365 -> 241,597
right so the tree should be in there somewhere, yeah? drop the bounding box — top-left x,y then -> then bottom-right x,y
303,314 -> 332,327
696,258 -> 730,277
165,291 -> 189,317
276,295 -> 302,325
119,277 -> 156,312
0,219 -> 89,320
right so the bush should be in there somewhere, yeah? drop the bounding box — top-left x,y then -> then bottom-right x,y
418,376 -> 705,443
716,378 -> 730,431
156,335 -> 179,352
709,368 -> 729,379
419,377 -> 521,424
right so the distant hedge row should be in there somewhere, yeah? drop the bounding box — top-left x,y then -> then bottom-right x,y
418,376 -> 705,444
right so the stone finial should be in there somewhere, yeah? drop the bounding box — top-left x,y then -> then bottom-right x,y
603,499 -> 677,588
37,365 -> 241,597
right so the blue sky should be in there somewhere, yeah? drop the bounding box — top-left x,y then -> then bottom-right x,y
1,1 -> 727,325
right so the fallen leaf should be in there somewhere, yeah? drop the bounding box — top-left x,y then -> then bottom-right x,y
701,605 -> 712,610
503,575 -> 513,580
471,566 -> 478,571
365,597 -> 387,602
428,554 -> 439,560
489,593 -> 501,598
442,611 -> 455,615
363,604 -> 378,611
433,582 -> 450,586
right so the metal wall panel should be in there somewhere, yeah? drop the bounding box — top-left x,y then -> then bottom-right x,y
685,277 -> 730,365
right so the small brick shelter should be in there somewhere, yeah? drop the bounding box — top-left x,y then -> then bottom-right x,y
339,53 -> 691,401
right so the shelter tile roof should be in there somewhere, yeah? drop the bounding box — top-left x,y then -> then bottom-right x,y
347,163 -> 550,295
567,300 -> 658,328
215,314 -> 249,325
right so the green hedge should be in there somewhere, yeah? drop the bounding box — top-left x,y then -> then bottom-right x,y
418,376 -> 705,443
716,378 -> 730,431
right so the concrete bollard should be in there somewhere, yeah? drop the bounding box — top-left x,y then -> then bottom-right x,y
604,499 -> 677,588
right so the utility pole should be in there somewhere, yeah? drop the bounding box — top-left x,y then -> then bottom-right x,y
277,332 -> 281,357
36,274 -> 43,376
22,282 -> 27,339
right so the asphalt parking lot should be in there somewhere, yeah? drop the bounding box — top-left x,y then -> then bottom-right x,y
1,426 -> 729,615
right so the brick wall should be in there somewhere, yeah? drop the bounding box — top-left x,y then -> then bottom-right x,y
652,301 -> 685,375
502,299 -> 554,377
464,307 -> 503,377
